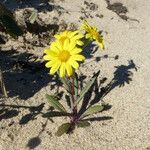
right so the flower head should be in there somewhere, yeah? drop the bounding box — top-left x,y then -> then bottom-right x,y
54,30 -> 84,46
43,39 -> 85,78
81,20 -> 104,50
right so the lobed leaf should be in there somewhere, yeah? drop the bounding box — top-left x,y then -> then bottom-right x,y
46,94 -> 66,113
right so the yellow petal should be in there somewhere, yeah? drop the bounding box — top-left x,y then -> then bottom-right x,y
55,40 -> 62,50
71,54 -> 85,61
69,30 -> 79,38
70,48 -> 82,55
74,34 -> 84,39
85,33 -> 92,39
65,63 -> 73,76
68,42 -> 76,51
45,60 -> 56,68
54,34 -> 60,39
63,39 -> 70,50
50,61 -> 61,75
59,63 -> 66,78
44,47 -> 51,54
48,51 -> 58,57
63,31 -> 67,36
93,27 -> 98,31
76,40 -> 84,46
69,59 -> 79,69
50,43 -> 60,54
43,55 -> 52,60
99,42 -> 104,49
97,37 -> 104,49
82,20 -> 91,30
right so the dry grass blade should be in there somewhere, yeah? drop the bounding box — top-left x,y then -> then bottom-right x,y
0,68 -> 7,97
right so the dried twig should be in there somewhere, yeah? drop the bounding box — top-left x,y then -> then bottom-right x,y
0,68 -> 8,98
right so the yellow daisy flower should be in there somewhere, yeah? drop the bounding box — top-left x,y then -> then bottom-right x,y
43,39 -> 85,78
81,20 -> 104,50
54,30 -> 84,46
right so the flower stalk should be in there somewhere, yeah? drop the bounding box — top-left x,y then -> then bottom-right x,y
43,21 -> 105,136
70,76 -> 78,123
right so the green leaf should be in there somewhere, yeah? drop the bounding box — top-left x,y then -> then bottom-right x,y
55,123 -> 70,137
77,121 -> 90,128
29,11 -> 38,24
76,76 -> 96,105
82,105 -> 104,117
46,94 -> 66,113
42,111 -> 71,118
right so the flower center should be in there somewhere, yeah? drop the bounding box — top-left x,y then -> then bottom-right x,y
59,50 -> 70,62
91,29 -> 99,39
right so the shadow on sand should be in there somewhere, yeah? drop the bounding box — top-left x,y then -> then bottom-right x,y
0,46 -> 137,146
0,0 -> 56,12
0,50 -> 62,99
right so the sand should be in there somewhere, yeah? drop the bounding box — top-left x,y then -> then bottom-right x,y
0,0 -> 150,150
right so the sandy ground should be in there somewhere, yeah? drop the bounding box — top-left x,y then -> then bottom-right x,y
0,0 -> 150,150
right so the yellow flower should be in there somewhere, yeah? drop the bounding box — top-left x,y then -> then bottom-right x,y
54,30 -> 84,46
81,20 -> 104,50
43,39 -> 85,78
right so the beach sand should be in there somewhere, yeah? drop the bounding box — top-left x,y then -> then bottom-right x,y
0,0 -> 150,149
